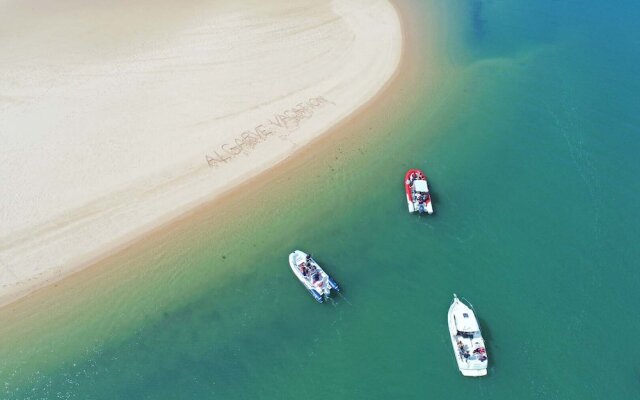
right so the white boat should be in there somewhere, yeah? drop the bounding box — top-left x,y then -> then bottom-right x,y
288,250 -> 340,303
447,294 -> 488,377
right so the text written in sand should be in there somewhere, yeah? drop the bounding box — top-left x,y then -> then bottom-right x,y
206,96 -> 333,167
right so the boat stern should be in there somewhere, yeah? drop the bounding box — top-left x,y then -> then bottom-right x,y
460,368 -> 487,377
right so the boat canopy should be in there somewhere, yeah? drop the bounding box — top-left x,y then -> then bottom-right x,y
453,309 -> 480,332
413,180 -> 428,192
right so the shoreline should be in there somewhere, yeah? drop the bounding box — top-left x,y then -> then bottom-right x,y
0,0 -> 443,369
0,0 -> 404,308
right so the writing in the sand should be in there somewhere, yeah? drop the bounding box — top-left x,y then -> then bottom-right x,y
206,96 -> 333,167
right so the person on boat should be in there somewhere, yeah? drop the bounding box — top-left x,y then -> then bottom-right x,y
301,266 -> 308,276
306,254 -> 311,261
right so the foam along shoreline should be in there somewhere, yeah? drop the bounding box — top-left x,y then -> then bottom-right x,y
0,0 -> 402,306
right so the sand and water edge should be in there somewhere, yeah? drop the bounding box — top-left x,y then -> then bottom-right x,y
0,0 -> 452,381
0,0 -> 406,308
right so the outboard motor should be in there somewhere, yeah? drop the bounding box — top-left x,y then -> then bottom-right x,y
309,289 -> 324,303
328,277 -> 340,292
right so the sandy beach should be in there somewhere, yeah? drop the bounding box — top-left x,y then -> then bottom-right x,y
0,0 -> 402,306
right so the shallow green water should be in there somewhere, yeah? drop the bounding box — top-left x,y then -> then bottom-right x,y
2,0 -> 640,398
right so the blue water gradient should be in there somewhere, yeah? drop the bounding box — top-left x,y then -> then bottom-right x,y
1,0 -> 639,398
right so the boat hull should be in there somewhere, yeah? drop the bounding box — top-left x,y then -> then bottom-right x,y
405,168 -> 433,214
447,296 -> 488,377
288,250 -> 337,303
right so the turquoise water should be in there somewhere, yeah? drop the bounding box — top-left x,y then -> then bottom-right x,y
2,0 -> 640,398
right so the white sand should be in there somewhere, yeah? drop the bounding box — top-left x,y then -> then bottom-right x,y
0,0 -> 401,305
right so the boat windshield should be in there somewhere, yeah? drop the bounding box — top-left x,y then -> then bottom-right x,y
457,330 -> 477,339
